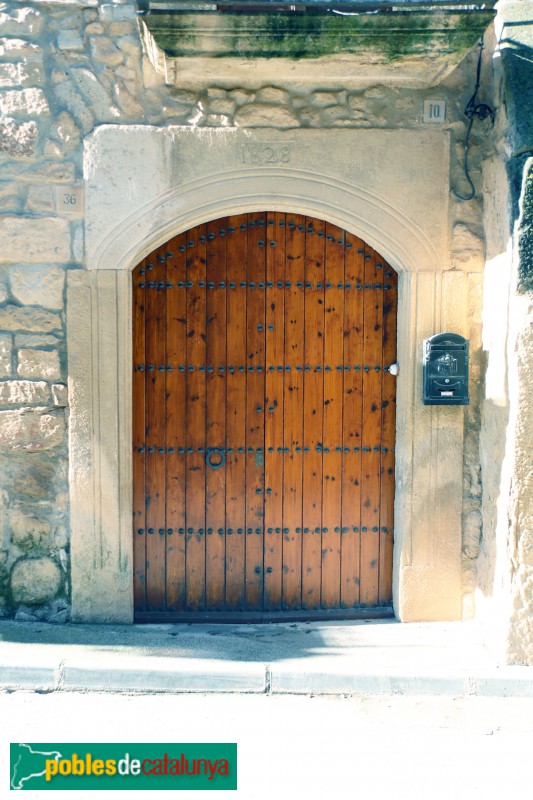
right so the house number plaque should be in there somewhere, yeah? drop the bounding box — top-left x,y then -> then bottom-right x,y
55,184 -> 84,216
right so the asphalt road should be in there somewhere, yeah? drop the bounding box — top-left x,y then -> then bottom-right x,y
2,692 -> 532,799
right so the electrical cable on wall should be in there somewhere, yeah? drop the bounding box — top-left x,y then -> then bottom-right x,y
454,35 -> 495,202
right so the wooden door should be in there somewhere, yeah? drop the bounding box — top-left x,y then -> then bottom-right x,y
133,213 -> 398,620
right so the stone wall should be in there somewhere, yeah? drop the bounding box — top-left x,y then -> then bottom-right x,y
0,0 -> 505,632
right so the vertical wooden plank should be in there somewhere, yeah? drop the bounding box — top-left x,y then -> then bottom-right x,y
132,258 -> 146,611
185,225 -> 207,610
321,223 -> 345,608
225,215 -> 247,610
379,260 -> 398,605
264,212 -> 285,610
205,219 -> 227,609
144,247 -> 167,610
282,214 -> 305,609
165,233 -> 187,610
245,213 -> 266,610
340,233 -> 365,607
360,244 -> 383,606
301,217 -> 325,610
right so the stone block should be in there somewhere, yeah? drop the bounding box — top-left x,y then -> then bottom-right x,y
0,408 -> 65,452
0,380 -> 50,406
0,218 -> 70,263
0,38 -> 40,60
53,81 -> 95,133
85,22 -> 104,35
0,7 -> 44,38
10,509 -> 51,551
17,349 -> 61,380
51,383 -> 68,408
311,91 -> 341,107
0,306 -> 62,334
0,335 -> 11,378
207,98 -> 235,116
452,223 -> 485,271
113,83 -> 143,116
234,104 -> 298,129
255,87 -> 290,104
54,525 -> 68,548
57,30 -> 84,51
10,557 -> 61,605
70,67 -> 120,120
25,185 -> 54,213
8,457 -> 59,501
30,161 -> 77,184
0,284 -> 7,304
10,266 -> 65,310
0,88 -> 49,117
43,139 -> 64,159
109,22 -> 133,37
49,112 -> 81,149
14,333 -> 60,348
0,120 -> 37,158
90,37 -> 124,67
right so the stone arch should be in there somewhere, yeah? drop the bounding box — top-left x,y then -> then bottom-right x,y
69,126 -> 463,623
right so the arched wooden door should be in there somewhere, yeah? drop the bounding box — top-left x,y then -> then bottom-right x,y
133,213 -> 398,620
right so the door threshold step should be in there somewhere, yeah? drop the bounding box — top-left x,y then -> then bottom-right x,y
135,607 -> 394,624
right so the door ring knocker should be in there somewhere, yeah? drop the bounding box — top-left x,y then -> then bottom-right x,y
206,448 -> 226,470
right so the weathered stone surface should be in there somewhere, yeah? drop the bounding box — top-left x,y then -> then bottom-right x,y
0,380 -> 50,406
0,63 -> 27,88
53,81 -> 95,133
452,223 -> 485,270
234,104 -> 299,129
44,139 -> 64,158
114,82 -> 143,116
0,283 -> 7,304
255,87 -> 290,104
207,98 -> 235,115
0,306 -> 62,333
0,120 -> 37,157
49,112 -> 81,149
0,408 -> 65,451
51,383 -> 68,407
90,36 -> 124,67
0,88 -> 49,116
0,38 -> 40,60
8,457 -> 59,501
57,30 -> 84,51
54,525 -> 68,548
0,6 -> 44,37
14,333 -> 60,348
85,22 -> 104,35
10,510 -> 51,551
10,557 -> 61,605
311,91 -> 341,107
30,161 -> 77,183
0,218 -> 70,263
109,21 -> 133,37
0,335 -> 11,378
25,185 -> 54,213
70,67 -> 120,119
17,349 -> 61,380
10,266 -> 65,310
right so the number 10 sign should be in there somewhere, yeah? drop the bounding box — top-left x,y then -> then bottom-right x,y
55,184 -> 84,216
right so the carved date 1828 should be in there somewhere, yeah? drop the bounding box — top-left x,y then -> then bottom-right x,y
238,143 -> 292,165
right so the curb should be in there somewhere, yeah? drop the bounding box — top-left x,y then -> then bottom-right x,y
1,658 -> 532,697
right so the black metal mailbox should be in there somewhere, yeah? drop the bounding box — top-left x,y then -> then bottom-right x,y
423,333 -> 469,405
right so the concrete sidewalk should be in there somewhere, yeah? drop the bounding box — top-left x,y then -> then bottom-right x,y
1,618 -> 532,696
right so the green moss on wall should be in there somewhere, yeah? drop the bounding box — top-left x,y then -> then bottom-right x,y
147,11 -> 495,61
